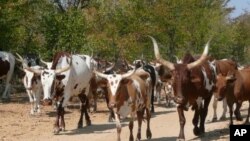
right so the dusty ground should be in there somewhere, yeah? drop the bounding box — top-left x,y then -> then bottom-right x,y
0,93 -> 249,141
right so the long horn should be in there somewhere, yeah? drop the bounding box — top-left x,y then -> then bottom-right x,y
15,53 -> 24,63
187,39 -> 211,70
55,56 -> 72,74
40,58 -> 50,65
94,70 -> 109,79
121,68 -> 136,79
174,55 -> 182,64
105,63 -> 115,72
24,66 -> 42,75
148,36 -> 174,70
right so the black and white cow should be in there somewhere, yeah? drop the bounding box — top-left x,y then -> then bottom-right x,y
22,52 -> 97,134
0,51 -> 15,99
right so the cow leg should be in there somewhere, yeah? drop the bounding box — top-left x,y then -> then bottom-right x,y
192,104 -> 200,136
54,100 -> 64,134
212,97 -> 218,122
177,105 -> 186,141
27,90 -> 35,115
220,98 -> 227,120
84,96 -> 91,126
136,109 -> 144,141
244,100 -> 250,124
2,80 -> 10,99
228,102 -> 234,125
114,112 -> 122,141
234,102 -> 243,121
129,120 -> 134,141
199,96 -> 212,134
35,88 -> 42,113
104,90 -> 115,122
146,107 -> 152,139
78,93 -> 91,128
150,89 -> 155,113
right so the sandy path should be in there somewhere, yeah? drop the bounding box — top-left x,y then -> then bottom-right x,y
0,93 -> 248,141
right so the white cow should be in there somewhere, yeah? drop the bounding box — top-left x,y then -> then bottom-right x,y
22,52 -> 97,134
23,66 -> 43,114
0,51 -> 15,99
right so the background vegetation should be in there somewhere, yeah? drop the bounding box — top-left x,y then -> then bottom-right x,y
0,0 -> 249,63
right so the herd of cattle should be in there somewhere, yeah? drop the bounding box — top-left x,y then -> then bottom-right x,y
0,36 -> 250,141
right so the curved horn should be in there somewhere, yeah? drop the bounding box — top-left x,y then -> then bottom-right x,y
15,53 -> 24,63
94,70 -> 109,79
40,58 -> 50,65
148,36 -> 174,70
105,63 -> 115,72
24,66 -> 42,75
174,55 -> 182,64
55,57 -> 72,74
121,68 -> 136,79
187,39 -> 211,70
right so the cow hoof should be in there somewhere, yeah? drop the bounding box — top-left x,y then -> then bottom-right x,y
86,120 -> 91,126
193,127 -> 201,136
129,135 -> 134,141
219,116 -> 226,121
77,124 -> 83,129
236,116 -> 243,121
136,133 -> 141,141
151,109 -> 155,113
244,121 -> 250,125
59,127 -> 65,132
53,128 -> 60,135
176,138 -> 185,141
146,129 -> 152,139
211,117 -> 217,122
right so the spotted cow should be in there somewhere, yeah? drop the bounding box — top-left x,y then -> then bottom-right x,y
95,68 -> 152,141
150,36 -> 215,141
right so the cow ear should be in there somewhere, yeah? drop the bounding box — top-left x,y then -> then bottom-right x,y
56,74 -> 65,81
121,78 -> 132,85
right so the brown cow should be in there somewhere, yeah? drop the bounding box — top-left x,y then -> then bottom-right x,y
209,59 -> 241,121
95,68 -> 152,141
150,36 -> 215,141
214,68 -> 250,125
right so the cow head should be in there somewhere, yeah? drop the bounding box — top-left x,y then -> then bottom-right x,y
94,69 -> 135,108
149,36 -> 210,105
23,66 -> 42,90
16,53 -> 72,105
214,73 -> 236,101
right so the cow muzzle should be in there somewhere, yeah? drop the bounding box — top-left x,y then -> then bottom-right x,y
42,98 -> 52,106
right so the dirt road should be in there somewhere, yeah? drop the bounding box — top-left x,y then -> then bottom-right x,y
0,93 -> 248,141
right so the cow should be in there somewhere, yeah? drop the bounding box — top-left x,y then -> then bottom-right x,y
94,68 -> 152,141
209,59 -> 241,122
214,68 -> 250,125
150,36 -> 214,141
16,53 -> 43,115
20,52 -> 97,134
0,51 -> 15,100
133,59 -> 159,112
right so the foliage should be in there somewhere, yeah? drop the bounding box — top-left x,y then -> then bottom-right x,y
0,0 -> 249,63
